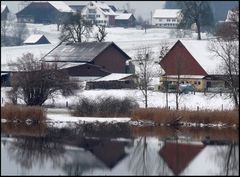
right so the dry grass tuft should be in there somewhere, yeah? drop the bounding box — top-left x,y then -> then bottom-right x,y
131,108 -> 239,126
1,104 -> 47,122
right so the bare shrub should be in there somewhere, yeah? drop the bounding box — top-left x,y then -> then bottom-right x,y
1,104 -> 47,122
71,96 -> 139,117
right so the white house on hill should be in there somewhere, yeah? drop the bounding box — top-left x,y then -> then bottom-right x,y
152,9 -> 181,28
81,1 -> 117,26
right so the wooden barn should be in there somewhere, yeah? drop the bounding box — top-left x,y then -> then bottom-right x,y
42,42 -> 132,79
1,4 -> 9,21
23,34 -> 50,45
16,1 -> 74,24
159,39 -> 235,92
115,13 -> 136,27
86,73 -> 137,89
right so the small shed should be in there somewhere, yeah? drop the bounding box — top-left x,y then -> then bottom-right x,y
23,34 -> 51,45
86,73 -> 138,89
115,13 -> 136,27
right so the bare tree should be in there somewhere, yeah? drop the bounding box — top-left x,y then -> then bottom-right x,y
59,13 -> 92,43
11,22 -> 29,45
94,25 -> 107,42
215,7 -> 239,41
134,47 -> 155,108
208,39 -> 239,110
8,53 -> 79,106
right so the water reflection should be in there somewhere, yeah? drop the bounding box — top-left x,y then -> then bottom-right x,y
1,123 -> 239,176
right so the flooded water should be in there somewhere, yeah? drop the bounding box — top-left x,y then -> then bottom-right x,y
1,122 -> 239,176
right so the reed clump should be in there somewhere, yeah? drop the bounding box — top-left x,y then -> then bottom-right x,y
1,104 -> 47,122
131,108 -> 239,127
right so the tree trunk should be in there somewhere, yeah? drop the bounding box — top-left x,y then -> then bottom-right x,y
196,20 -> 201,40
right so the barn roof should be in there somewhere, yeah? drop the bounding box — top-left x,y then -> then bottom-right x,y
91,1 -> 116,16
48,1 -> 75,13
153,9 -> 181,18
115,13 -> 133,20
23,34 -> 50,44
94,73 -> 134,82
1,4 -> 7,13
179,40 -> 224,75
43,42 -> 131,62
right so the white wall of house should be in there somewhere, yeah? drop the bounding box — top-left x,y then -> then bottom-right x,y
152,9 -> 181,28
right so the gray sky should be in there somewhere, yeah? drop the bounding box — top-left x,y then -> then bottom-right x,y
2,1 -> 166,20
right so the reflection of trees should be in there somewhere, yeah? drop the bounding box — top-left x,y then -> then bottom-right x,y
215,142 -> 239,176
128,136 -> 170,175
8,133 -> 65,170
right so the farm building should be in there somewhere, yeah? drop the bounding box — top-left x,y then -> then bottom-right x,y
159,142 -> 205,175
42,42 -> 132,79
152,9 -> 181,28
86,73 -> 137,89
115,13 -> 136,27
159,39 -> 238,92
16,1 -> 74,24
1,4 -> 10,21
81,1 -> 117,26
23,34 -> 50,45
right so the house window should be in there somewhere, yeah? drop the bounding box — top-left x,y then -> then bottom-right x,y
194,81 -> 197,85
89,9 -> 96,13
172,19 -> 176,22
159,19 -> 162,22
167,19 -> 171,22
96,14 -> 100,18
198,81 -> 201,85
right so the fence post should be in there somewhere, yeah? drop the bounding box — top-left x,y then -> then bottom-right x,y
66,101 -> 68,108
197,106 -> 199,111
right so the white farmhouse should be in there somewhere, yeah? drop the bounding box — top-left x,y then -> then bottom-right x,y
81,1 -> 117,26
152,9 -> 181,28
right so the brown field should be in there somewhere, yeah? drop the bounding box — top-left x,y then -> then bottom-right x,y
131,108 -> 239,127
1,104 -> 47,122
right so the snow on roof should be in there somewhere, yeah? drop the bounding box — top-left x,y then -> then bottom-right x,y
225,9 -> 238,22
1,4 -> 7,13
115,13 -> 132,20
1,44 -> 56,71
94,73 -> 134,82
23,34 -> 45,44
179,39 -> 223,75
56,62 -> 86,69
48,1 -> 75,13
91,1 -> 116,16
153,9 -> 181,18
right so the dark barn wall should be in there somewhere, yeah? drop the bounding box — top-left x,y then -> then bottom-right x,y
64,64 -> 109,77
115,15 -> 136,27
93,45 -> 128,73
16,2 -> 70,24
160,41 -> 208,76
36,36 -> 50,44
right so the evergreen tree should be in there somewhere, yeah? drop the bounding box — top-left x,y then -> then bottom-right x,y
177,1 -> 214,40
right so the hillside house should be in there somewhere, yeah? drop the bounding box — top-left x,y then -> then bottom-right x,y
159,40 -> 238,92
16,1 -> 74,24
42,42 -> 132,79
152,9 -> 181,28
81,1 -> 117,26
23,34 -> 50,45
115,13 -> 136,27
86,73 -> 137,89
1,4 -> 10,21
69,5 -> 86,13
